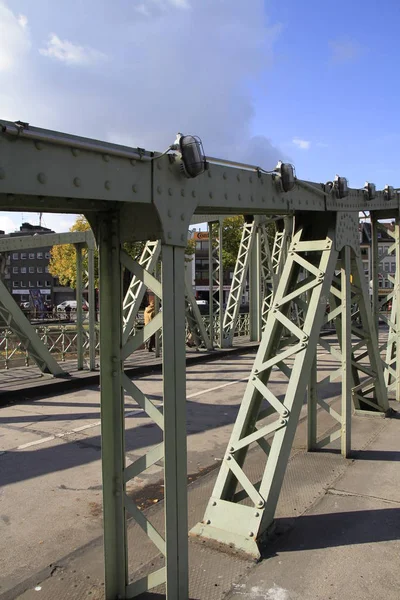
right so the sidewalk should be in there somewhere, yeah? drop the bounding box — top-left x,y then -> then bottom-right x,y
3,395 -> 399,600
0,337 -> 258,405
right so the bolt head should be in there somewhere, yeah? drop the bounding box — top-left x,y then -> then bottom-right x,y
254,512 -> 260,517
37,172 -> 46,184
206,519 -> 211,525
249,531 -> 254,537
212,501 -> 217,506
257,500 -> 264,508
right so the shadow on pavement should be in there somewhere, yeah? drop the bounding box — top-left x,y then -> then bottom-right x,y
262,507 -> 400,557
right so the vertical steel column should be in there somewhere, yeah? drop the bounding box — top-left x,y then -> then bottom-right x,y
161,244 -> 189,599
341,246 -> 352,457
249,223 -> 262,341
208,222 -> 214,347
370,214 -> 380,334
75,243 -> 84,370
99,212 -> 127,600
87,244 -> 96,370
155,261 -> 161,358
394,218 -> 400,400
218,220 -> 224,348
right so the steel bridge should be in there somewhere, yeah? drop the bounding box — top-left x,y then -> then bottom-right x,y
0,119 -> 399,599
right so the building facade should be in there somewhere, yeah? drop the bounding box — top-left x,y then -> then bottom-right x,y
0,222 -> 75,308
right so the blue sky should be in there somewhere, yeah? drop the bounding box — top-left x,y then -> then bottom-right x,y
0,0 -> 399,232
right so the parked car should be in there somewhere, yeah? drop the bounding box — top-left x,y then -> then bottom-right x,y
57,300 -> 77,312
196,299 -> 209,306
20,301 -> 30,309
57,300 -> 89,312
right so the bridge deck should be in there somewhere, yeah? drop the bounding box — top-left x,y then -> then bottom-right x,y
0,341 -> 399,600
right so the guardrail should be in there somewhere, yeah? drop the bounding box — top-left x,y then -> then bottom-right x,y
0,313 -> 252,371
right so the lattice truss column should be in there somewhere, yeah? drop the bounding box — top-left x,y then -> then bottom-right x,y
184,264 -> 213,350
208,220 -> 224,348
260,221 -> 276,330
99,213 -> 188,600
191,214 -> 339,556
222,218 -> 256,347
370,216 -> 400,400
307,236 -> 390,458
191,211 -> 389,557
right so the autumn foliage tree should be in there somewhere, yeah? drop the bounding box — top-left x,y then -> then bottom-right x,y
49,216 -> 196,292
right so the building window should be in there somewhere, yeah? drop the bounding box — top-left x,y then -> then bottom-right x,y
12,267 -> 18,274
13,281 -> 19,288
21,295 -> 28,302
21,267 -> 26,274
391,263 -> 396,272
384,263 -> 390,272
44,295 -> 50,301
37,252 -> 43,259
45,266 -> 50,273
29,253 -> 34,259
29,267 -> 34,273
37,281 -> 42,287
12,253 -> 18,260
21,253 -> 27,260
45,252 -> 51,259
20,281 -> 26,288
378,247 -> 383,256
37,266 -> 43,273
45,280 -> 51,287
29,281 -> 34,288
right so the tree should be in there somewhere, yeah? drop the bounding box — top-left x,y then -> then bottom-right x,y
221,216 -> 245,270
49,216 -> 196,290
49,216 -> 94,289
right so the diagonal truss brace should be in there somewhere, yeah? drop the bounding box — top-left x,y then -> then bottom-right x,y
191,217 -> 339,557
0,278 -> 64,375
122,240 -> 161,345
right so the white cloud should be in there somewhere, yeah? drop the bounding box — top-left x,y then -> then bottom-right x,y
316,142 -> 328,148
0,2 -> 31,72
135,0 -> 190,14
292,138 -> 311,150
0,0 -> 285,174
0,215 -> 18,233
329,39 -> 363,63
39,34 -> 107,66
17,14 -> 28,29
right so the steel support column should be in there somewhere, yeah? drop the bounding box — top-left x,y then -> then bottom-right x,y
191,216 -> 338,556
249,221 -> 262,341
87,243 -> 96,370
75,243 -> 84,370
161,245 -> 189,599
222,219 -> 255,347
99,212 -> 126,600
341,246 -> 352,457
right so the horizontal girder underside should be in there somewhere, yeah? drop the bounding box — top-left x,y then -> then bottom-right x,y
1,120 -> 399,222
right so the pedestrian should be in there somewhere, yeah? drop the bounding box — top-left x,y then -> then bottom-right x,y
65,303 -> 71,322
144,296 -> 156,352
